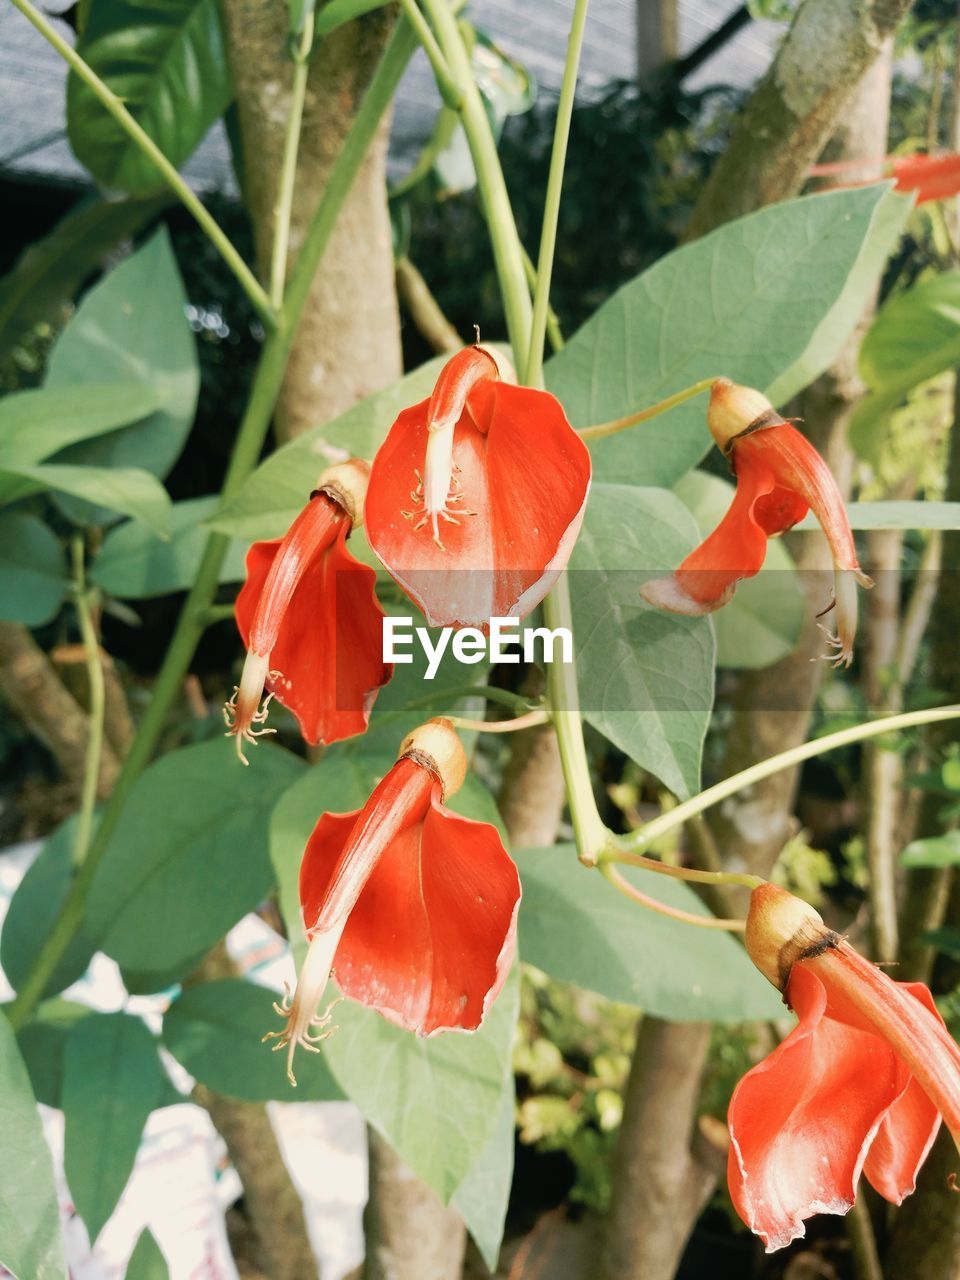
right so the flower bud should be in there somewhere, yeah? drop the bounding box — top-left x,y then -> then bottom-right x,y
317,459 -> 370,528
708,378 -> 784,454
399,717 -> 468,799
745,883 -> 837,990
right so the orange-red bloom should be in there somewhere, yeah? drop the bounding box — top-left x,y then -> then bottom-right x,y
641,379 -> 872,665
729,884 -> 960,1252
266,719 -> 521,1083
365,344 -> 591,627
225,460 -> 391,762
809,151 -> 960,204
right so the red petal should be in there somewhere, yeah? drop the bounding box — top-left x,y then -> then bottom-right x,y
893,152 -> 960,203
727,963 -> 905,1252
242,521 -> 391,746
366,384 -> 590,626
737,424 -> 861,574
301,771 -> 520,1033
427,346 -> 499,429
863,982 -> 942,1203
640,450 -> 779,614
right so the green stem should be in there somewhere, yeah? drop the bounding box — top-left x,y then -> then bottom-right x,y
8,0 -> 276,326
418,0 -> 532,367
625,703 -> 960,855
521,245 -> 565,353
579,376 -> 717,440
601,863 -> 746,931
397,0 -> 462,107
4,20 -> 417,1034
70,538 -> 105,870
524,0 -> 590,384
447,708 -> 549,733
195,603 -> 238,627
269,11 -> 315,309
603,847 -> 763,890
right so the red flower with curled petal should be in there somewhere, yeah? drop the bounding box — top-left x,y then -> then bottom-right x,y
641,378 -> 872,665
225,460 -> 391,762
365,344 -> 591,627
728,884 -> 960,1252
265,718 -> 521,1083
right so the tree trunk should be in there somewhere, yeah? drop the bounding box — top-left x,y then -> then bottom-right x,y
220,0 -> 402,441
636,0 -> 678,80
684,0 -> 910,240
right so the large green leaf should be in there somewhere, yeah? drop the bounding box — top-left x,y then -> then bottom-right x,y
900,831 -> 960,869
210,355 -> 450,541
0,513 -> 70,626
126,1229 -> 169,1280
16,1000 -> 96,1109
673,472 -> 803,669
545,185 -> 911,488
0,383 -> 167,466
45,231 -> 199,484
0,462 -> 171,534
451,1079 -> 515,1270
86,741 -> 304,976
0,195 -> 169,360
570,484 -> 714,798
269,753 -> 518,1202
92,497 -> 246,598
518,847 -> 782,1021
2,817 -> 100,999
67,0 -> 232,195
162,977 -> 344,1101
62,1013 -> 168,1245
850,271 -> 960,453
0,1014 -> 67,1279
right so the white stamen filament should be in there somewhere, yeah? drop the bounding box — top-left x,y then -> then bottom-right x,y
831,568 -> 859,669
423,423 -> 456,543
262,915 -> 348,1085
223,651 -> 276,764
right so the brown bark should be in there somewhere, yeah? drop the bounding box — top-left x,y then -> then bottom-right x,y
636,0 -> 678,80
220,0 -> 402,442
0,622 -> 120,798
684,0 -> 910,240
497,723 -> 566,849
885,1129 -> 960,1280
190,946 -> 318,1280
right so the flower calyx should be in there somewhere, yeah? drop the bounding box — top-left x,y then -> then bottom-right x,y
313,458 -> 370,529
398,717 -> 468,800
745,882 -> 840,991
708,377 -> 786,456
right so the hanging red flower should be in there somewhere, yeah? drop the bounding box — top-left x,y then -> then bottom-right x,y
809,152 -> 960,205
641,378 -> 872,665
225,460 -> 391,762
729,883 -> 960,1252
264,718 -> 521,1083
365,344 -> 591,627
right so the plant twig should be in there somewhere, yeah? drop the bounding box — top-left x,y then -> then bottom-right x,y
579,377 -> 716,440
69,538 -> 106,869
269,9 -> 315,309
600,864 -> 746,931
395,256 -> 461,352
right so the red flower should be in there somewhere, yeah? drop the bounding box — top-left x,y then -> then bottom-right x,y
892,152 -> 960,203
641,378 -> 872,665
729,884 -> 960,1252
365,344 -> 591,627
225,460 -> 391,762
265,719 -> 521,1083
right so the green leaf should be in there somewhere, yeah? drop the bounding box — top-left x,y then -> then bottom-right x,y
0,462 -> 171,534
673,472 -> 803,669
16,1000 -> 96,1108
45,231 -> 200,484
451,1078 -> 515,1270
0,195 -> 169,361
162,977 -> 344,1101
796,500 -> 960,531
62,1012 -> 168,1245
545,185 -> 911,488
0,382 -> 167,466
268,753 -> 518,1202
0,513 -> 70,626
325,967 -> 519,1202
851,271 -> 960,453
210,354 -> 450,541
518,847 -> 782,1021
0,1014 -> 67,1280
2,817 -> 99,999
67,0 -> 232,195
126,1228 -> 169,1280
313,0 -> 390,41
92,497 -> 246,598
570,484 -> 715,798
900,831 -> 960,868
86,741 -> 304,976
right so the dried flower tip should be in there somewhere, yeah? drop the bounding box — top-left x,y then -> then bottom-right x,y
224,653 -> 280,764
399,717 -> 468,799
316,459 -> 370,528
708,378 -> 784,453
262,922 -> 346,1085
745,883 -> 838,990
